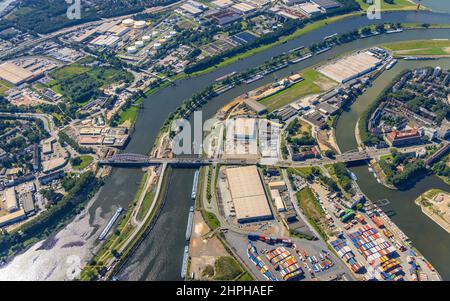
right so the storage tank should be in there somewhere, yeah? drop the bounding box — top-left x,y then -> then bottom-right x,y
122,18 -> 135,27
142,35 -> 151,42
151,30 -> 159,37
134,20 -> 147,29
135,40 -> 144,48
153,43 -> 162,50
127,46 -> 137,54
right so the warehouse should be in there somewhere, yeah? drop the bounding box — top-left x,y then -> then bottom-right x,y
231,2 -> 257,15
226,166 -> 272,223
318,51 -> 382,83
212,0 -> 234,8
3,187 -> 18,212
0,62 -> 34,85
0,209 -> 26,227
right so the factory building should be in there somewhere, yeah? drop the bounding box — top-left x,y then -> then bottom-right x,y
3,187 -> 18,212
0,209 -> 26,228
0,62 -> 34,85
226,166 -> 272,223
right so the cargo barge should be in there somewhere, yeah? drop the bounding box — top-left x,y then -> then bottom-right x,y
191,169 -> 199,200
215,71 -> 237,82
289,53 -> 313,64
185,206 -> 194,241
244,74 -> 263,84
181,246 -> 189,279
385,59 -> 398,70
315,47 -> 332,54
98,207 -> 123,240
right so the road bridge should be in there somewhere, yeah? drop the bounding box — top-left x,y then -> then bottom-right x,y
99,145 -> 427,168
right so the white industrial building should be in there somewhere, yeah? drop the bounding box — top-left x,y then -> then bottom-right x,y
226,166 -> 272,223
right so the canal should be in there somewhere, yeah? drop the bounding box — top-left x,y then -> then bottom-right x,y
1,10 -> 450,281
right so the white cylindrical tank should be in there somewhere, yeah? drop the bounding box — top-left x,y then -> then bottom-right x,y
122,18 -> 135,27
151,30 -> 159,37
134,20 -> 147,29
127,46 -> 137,54
142,35 -> 151,42
135,40 -> 144,48
153,43 -> 162,50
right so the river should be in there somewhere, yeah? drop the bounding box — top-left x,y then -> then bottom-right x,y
1,10 -> 450,281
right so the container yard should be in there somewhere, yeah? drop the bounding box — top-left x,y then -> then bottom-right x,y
238,233 -> 349,281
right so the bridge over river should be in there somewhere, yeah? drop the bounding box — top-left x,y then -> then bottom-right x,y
99,145 -> 428,168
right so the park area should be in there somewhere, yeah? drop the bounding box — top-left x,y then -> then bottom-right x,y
382,39 -> 450,56
260,68 -> 336,112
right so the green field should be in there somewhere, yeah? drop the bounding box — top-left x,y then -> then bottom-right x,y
0,79 -> 13,95
137,187 -> 155,222
71,155 -> 93,170
296,186 -> 328,239
260,69 -> 337,112
204,211 -> 220,230
288,167 -> 322,179
48,63 -> 133,104
382,39 -> 450,56
118,105 -> 139,125
356,0 -> 417,11
213,256 -> 243,280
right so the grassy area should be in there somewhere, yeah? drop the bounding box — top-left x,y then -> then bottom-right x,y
213,256 -> 243,280
71,155 -> 93,170
356,0 -> 418,11
136,187 -> 155,222
382,39 -> 450,56
0,79 -> 13,95
260,68 -> 336,112
288,166 -> 322,179
236,272 -> 254,281
117,105 -> 139,125
295,186 -> 328,239
204,211 -> 220,230
48,63 -> 133,104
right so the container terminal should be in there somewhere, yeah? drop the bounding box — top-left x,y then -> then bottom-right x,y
98,207 -> 123,240
185,206 -> 194,241
191,169 -> 199,200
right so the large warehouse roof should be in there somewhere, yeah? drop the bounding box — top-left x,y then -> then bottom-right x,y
0,62 -> 34,85
226,166 -> 272,222
317,51 -> 382,83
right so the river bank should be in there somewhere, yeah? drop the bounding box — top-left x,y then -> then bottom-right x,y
415,189 -> 450,234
